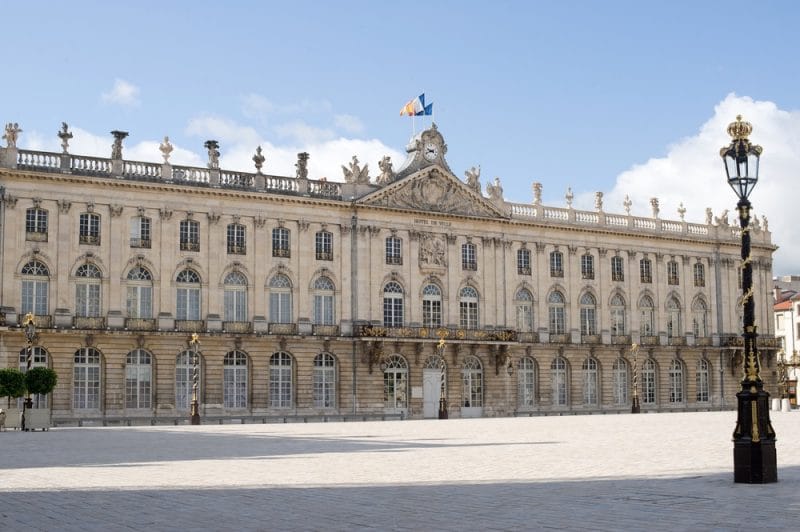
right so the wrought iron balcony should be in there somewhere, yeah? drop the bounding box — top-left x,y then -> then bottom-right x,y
180,241 -> 200,252
269,323 -> 297,334
175,320 -> 205,332
73,316 -> 106,329
79,234 -> 100,245
125,318 -> 155,331
223,321 -> 252,333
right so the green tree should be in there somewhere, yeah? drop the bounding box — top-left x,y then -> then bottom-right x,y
0,368 -> 27,407
25,367 -> 58,397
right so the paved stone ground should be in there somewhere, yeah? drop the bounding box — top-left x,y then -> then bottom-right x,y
1,410 -> 798,531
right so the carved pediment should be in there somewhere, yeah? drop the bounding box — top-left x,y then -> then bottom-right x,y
358,167 -> 506,218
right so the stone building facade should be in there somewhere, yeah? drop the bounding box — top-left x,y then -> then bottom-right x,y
0,122 -> 780,424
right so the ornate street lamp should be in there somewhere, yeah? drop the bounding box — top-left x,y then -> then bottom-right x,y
189,333 -> 201,425
21,312 -> 36,431
630,343 -> 640,414
721,115 -> 777,483
437,334 -> 448,419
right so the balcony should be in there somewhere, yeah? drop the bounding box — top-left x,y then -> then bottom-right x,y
273,247 -> 290,258
517,332 -> 539,343
269,323 -> 297,334
517,266 -> 531,275
125,318 -> 155,331
582,334 -> 601,344
180,241 -> 200,252
26,231 -> 48,242
669,336 -> 686,346
175,320 -> 204,332
79,234 -> 100,245
316,251 -> 333,261
640,275 -> 652,284
223,321 -> 252,333
612,273 -> 624,282
549,334 -> 570,344
640,335 -> 659,346
130,237 -> 151,249
611,335 -> 632,345
550,269 -> 564,278
386,256 -> 403,266
696,336 -> 713,347
582,272 -> 595,280
18,314 -> 52,328
313,324 -> 339,336
357,325 -> 517,342
73,316 -> 106,329
227,244 -> 246,255
462,261 -> 478,271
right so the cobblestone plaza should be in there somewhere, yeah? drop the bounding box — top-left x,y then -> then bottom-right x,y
1,410 -> 798,531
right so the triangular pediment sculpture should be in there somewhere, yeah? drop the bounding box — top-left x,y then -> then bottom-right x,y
358,166 -> 507,218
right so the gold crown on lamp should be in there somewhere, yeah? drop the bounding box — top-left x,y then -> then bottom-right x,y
727,114 -> 753,140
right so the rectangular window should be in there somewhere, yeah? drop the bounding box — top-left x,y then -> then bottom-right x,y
667,261 -> 680,285
130,217 -> 151,248
26,208 -> 48,241
693,263 -> 705,287
462,243 -> 477,271
640,259 -> 652,283
227,224 -> 246,254
517,248 -> 531,275
460,301 -> 478,329
79,213 -> 101,245
550,251 -> 563,277
316,231 -> 333,261
581,254 -> 594,280
422,299 -> 442,328
269,292 -> 292,323
180,220 -> 200,252
273,227 -> 290,258
386,236 -> 402,265
611,256 -> 624,282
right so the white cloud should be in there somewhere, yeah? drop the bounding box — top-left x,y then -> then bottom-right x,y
603,93 -> 800,275
274,120 -> 335,145
334,114 -> 365,134
101,79 -> 140,106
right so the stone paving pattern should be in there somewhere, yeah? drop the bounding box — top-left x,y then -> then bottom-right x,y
1,411 -> 799,531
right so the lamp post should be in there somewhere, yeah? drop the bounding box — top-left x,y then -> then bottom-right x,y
721,115 -> 777,483
189,333 -> 200,425
630,343 -> 640,414
21,312 -> 36,431
437,334 -> 448,419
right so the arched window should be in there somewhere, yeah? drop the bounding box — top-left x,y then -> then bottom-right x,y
612,358 -> 628,405
313,276 -> 335,325
639,295 -> 655,337
548,291 -> 566,335
696,359 -> 710,402
383,281 -> 404,327
582,357 -> 598,405
462,356 -> 483,407
176,269 -> 201,321
551,357 -> 568,406
269,274 -> 293,324
580,293 -> 597,336
422,283 -> 442,328
610,294 -> 626,335
75,263 -> 101,318
125,349 -> 152,409
459,286 -> 479,329
73,347 -> 101,410
313,353 -> 336,408
692,298 -> 708,338
223,271 -> 248,322
642,359 -> 656,405
515,288 -> 534,332
667,297 -> 682,337
126,266 -> 153,318
21,260 -> 49,315
175,350 -> 202,411
223,351 -> 248,408
18,347 -> 49,408
383,354 -> 408,409
669,359 -> 684,403
270,352 -> 293,408
517,357 -> 536,408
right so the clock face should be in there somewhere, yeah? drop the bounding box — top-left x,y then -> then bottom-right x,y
423,142 -> 438,161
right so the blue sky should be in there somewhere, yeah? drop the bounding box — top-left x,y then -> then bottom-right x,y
3,0 -> 800,274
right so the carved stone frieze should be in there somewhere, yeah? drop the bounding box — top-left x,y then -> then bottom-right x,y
418,232 -> 448,269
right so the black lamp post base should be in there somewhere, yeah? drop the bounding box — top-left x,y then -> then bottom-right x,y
734,440 -> 777,483
631,397 -> 640,414
190,402 -> 200,425
438,398 -> 448,419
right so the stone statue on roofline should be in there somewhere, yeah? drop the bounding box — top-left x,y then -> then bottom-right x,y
377,156 -> 394,185
465,166 -> 481,193
296,152 -> 309,179
595,192 -> 603,212
650,197 -> 659,218
532,182 -> 542,205
159,136 -> 173,163
342,155 -> 369,184
58,123 -> 73,154
486,177 -> 503,201
2,122 -> 21,148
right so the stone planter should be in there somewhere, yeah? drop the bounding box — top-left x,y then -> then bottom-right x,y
1,407 -> 22,430
25,408 -> 51,431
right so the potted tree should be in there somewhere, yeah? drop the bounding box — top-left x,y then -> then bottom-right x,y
24,367 -> 57,431
0,368 -> 26,430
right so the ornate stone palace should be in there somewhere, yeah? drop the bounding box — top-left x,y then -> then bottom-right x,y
0,121 -> 780,424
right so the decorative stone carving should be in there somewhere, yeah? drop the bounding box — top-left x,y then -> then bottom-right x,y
677,202 -> 686,221
110,204 -> 124,217
86,201 -> 95,213
32,198 -> 42,208
465,165 -> 481,193
254,215 -> 266,228
111,130 -> 128,159
253,146 -> 265,173
532,182 -> 542,205
623,195 -> 632,215
2,194 -> 17,208
159,208 -> 173,220
3,122 -> 21,148
159,136 -> 173,163
58,123 -> 72,154
342,155 -> 369,184
296,152 -> 309,179
297,219 -> 310,232
419,232 -> 448,268
207,212 -> 221,224
762,215 -> 768,231
204,140 -> 220,169
486,177 -> 503,201
376,156 -> 394,185
715,209 -> 729,226
650,197 -> 659,218
752,215 -> 761,232
566,187 -> 574,208
57,199 -> 71,214
232,214 -> 241,224
705,208 -> 713,225
137,206 -> 146,217
595,191 -> 603,212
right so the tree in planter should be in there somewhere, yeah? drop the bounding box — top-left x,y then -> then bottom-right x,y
0,367 -> 27,407
25,367 -> 58,401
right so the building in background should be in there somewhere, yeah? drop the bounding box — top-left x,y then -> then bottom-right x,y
0,122 -> 780,424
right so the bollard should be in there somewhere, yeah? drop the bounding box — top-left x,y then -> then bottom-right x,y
771,398 -> 781,411
781,398 -> 791,412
